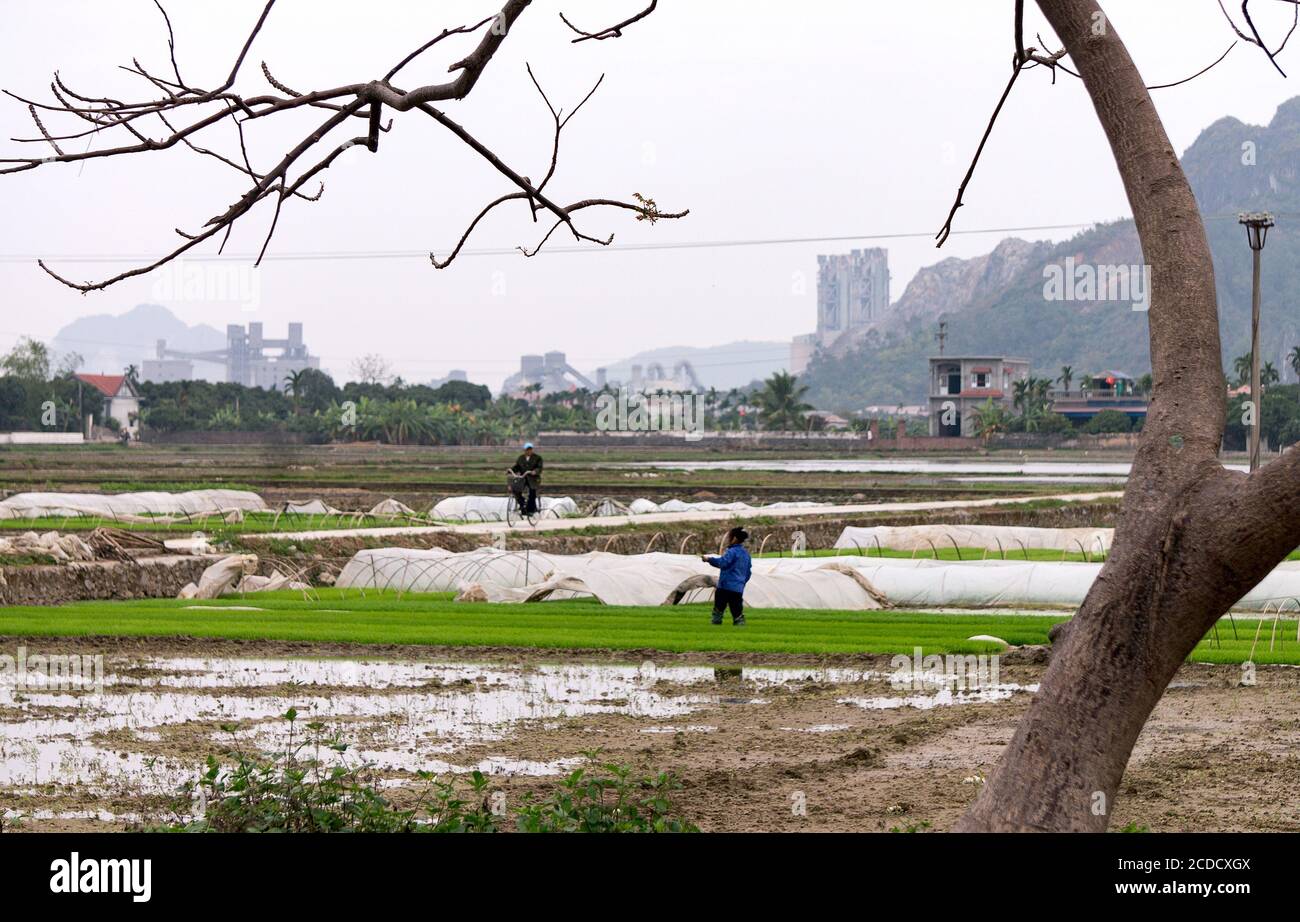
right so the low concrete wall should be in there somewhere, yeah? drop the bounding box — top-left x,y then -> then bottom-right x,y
537,431 -> 978,452
144,430 -> 309,445
0,555 -> 213,606
0,432 -> 85,445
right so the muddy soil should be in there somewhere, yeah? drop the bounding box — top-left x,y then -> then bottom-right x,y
1,636 -> 1295,833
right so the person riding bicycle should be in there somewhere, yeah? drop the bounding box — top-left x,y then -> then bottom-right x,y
508,442 -> 543,515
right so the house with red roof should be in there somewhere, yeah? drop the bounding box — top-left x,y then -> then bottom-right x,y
75,373 -> 140,436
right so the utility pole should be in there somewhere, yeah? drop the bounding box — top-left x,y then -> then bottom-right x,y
1239,212 -> 1274,472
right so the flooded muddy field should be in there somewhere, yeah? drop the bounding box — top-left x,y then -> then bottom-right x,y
2,636 -> 1297,832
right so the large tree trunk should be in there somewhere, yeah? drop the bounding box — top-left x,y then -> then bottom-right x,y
957,0 -> 1300,831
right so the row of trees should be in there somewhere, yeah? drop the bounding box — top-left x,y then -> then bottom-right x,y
0,339 -> 835,442
0,333 -> 826,441
0,339 -> 101,431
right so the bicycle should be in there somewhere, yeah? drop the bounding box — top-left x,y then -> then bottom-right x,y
505,472 -> 541,527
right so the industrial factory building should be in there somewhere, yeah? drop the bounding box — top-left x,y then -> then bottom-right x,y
142,322 -> 319,389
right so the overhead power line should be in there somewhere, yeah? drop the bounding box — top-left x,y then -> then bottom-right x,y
0,221 -> 1109,264
0,212 -> 1290,265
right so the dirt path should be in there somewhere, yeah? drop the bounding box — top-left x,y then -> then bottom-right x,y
1,635 -> 1294,833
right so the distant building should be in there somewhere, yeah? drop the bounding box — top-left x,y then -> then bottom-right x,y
429,369 -> 469,388
928,355 -> 1030,437
146,322 -> 319,389
791,248 -> 891,375
140,358 -> 194,383
616,361 -> 702,394
804,410 -> 850,431
1051,370 -> 1149,424
501,352 -> 596,397
75,373 -> 140,435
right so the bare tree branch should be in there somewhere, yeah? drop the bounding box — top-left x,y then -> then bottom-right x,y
2,0 -> 685,290
560,1 -> 657,42
1218,0 -> 1298,75
425,64 -> 684,268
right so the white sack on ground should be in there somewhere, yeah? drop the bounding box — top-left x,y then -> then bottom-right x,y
0,489 -> 268,520
0,530 -> 96,562
237,572 -> 311,593
429,495 -> 579,522
179,554 -> 258,599
834,524 -> 1114,555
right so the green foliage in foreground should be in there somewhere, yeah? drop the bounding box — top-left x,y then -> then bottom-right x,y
0,589 -> 1294,663
156,710 -> 694,833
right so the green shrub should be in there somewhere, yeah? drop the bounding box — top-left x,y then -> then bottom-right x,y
156,713 -> 696,834
514,752 -> 698,833
1082,409 -> 1132,434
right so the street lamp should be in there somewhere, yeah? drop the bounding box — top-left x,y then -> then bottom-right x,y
1239,211 -> 1274,472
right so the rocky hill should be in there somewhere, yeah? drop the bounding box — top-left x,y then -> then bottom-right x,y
803,97 -> 1300,412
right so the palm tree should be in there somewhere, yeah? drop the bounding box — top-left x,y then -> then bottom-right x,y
1262,361 -> 1280,388
1233,353 -> 1253,388
1290,346 -> 1300,383
1058,365 -> 1073,395
752,371 -> 813,431
283,369 -> 307,415
1030,377 -> 1052,413
971,398 -> 1009,442
123,364 -> 140,388
1011,378 -> 1029,414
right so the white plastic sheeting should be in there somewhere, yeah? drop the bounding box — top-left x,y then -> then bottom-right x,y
337,546 -> 566,593
461,560 -> 715,606
340,548 -> 886,609
177,553 -> 309,598
0,489 -> 268,520
337,546 -> 1300,612
368,499 -> 417,517
627,498 -> 826,515
0,530 -> 96,562
425,494 -> 824,521
429,495 -> 579,522
834,524 -> 1114,555
282,499 -> 341,515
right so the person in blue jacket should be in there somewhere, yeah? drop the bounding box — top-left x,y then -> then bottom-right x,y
703,527 -> 752,626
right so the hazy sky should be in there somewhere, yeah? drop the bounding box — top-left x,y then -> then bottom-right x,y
2,0 -> 1297,388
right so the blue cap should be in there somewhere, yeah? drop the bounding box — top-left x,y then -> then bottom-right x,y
523,442 -> 534,449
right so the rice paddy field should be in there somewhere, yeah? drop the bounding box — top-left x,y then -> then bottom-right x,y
2,442 -> 1297,835
0,442 -> 1112,513
1,591 -> 1294,664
